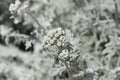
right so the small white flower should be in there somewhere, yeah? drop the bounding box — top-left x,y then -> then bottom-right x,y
52,37 -> 57,41
57,41 -> 62,46
50,39 -> 54,44
54,33 -> 60,37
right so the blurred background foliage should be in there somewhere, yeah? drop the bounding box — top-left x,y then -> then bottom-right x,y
0,0 -> 120,80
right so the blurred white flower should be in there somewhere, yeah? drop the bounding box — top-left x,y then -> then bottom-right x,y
9,0 -> 21,14
9,0 -> 29,24
0,25 -> 13,36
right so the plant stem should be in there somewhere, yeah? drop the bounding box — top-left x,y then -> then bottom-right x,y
25,9 -> 45,32
58,57 -> 74,80
114,0 -> 119,28
51,54 -> 74,80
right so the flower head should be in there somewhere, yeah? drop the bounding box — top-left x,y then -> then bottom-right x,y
42,28 -> 66,48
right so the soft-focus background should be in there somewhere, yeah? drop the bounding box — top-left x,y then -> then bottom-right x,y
0,0 -> 120,80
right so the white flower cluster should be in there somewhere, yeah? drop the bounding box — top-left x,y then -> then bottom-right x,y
59,49 -> 69,60
9,0 -> 28,24
9,0 -> 21,14
43,28 -> 66,48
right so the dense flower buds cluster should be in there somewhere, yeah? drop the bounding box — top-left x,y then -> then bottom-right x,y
59,49 -> 69,60
9,0 -> 28,24
42,28 -> 66,48
9,0 -> 21,14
